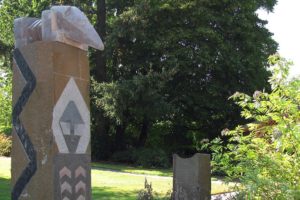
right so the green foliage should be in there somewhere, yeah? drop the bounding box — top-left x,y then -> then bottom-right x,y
92,72 -> 171,125
0,0 -> 279,162
91,71 -> 173,151
134,148 -> 170,168
137,179 -> 154,200
203,55 -> 300,199
111,148 -> 171,168
137,178 -> 172,200
111,149 -> 137,163
0,68 -> 12,135
98,0 -> 279,156
0,134 -> 12,156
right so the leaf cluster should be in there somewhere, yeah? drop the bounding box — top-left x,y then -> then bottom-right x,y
0,66 -> 12,134
92,71 -> 172,125
204,55 -> 300,199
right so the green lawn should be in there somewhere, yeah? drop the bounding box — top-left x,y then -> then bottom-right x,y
0,157 -> 10,200
0,157 -> 229,199
92,162 -> 173,177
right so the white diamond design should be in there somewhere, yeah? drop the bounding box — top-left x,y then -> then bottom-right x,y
52,78 -> 90,153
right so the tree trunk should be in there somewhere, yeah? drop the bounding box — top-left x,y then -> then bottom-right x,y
92,0 -> 107,161
137,118 -> 149,147
94,0 -> 106,82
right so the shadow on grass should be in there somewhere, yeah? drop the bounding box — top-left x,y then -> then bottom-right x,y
91,163 -> 172,177
0,179 -> 138,200
0,179 -> 168,200
0,177 -> 10,200
92,186 -> 139,200
92,186 -> 170,200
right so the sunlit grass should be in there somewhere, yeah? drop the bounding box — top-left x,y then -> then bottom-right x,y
0,157 -> 10,200
92,169 -> 172,199
0,157 -> 230,199
92,162 -> 172,177
0,157 -> 10,179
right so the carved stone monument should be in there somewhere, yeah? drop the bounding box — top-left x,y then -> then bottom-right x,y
11,6 -> 103,200
173,153 -> 211,200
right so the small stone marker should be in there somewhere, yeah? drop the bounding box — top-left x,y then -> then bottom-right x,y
173,153 -> 211,200
11,6 -> 103,200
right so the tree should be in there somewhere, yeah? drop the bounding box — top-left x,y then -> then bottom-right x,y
0,0 -> 279,159
98,0 -> 278,154
90,0 -> 111,161
93,72 -> 172,149
204,55 -> 300,199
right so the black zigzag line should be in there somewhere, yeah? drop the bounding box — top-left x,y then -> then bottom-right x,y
11,49 -> 37,200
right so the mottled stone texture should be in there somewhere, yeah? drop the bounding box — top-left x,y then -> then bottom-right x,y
173,153 -> 211,200
11,41 -> 90,200
14,6 -> 104,51
54,154 -> 91,200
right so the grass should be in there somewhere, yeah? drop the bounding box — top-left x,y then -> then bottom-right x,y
92,161 -> 172,177
0,157 -> 10,200
0,157 -> 230,199
92,170 -> 172,199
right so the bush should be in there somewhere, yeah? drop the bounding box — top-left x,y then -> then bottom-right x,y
111,149 -> 137,163
111,148 -> 171,168
137,178 -> 172,200
203,55 -> 300,199
0,134 -> 12,156
134,148 -> 170,168
137,178 -> 154,200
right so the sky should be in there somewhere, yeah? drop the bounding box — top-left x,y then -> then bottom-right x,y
257,0 -> 300,78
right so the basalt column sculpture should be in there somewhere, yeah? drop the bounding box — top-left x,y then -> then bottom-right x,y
11,6 -> 104,200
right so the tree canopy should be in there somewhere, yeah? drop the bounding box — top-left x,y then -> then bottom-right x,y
97,0 -> 278,157
0,0 -> 278,161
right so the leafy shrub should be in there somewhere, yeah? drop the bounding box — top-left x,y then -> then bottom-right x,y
137,178 -> 154,200
134,148 -> 170,168
111,149 -> 137,163
111,148 -> 171,168
203,55 -> 300,199
137,178 -> 172,200
0,134 -> 12,156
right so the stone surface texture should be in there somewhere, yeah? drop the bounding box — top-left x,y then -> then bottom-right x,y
13,6 -> 104,51
42,6 -> 104,51
11,41 -> 90,200
54,154 -> 91,200
14,18 -> 42,49
173,153 -> 211,200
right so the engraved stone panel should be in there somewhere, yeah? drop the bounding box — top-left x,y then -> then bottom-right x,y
54,154 -> 91,200
59,101 -> 84,153
52,78 -> 90,154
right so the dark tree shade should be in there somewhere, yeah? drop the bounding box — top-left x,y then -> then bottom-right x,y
99,0 -> 278,154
